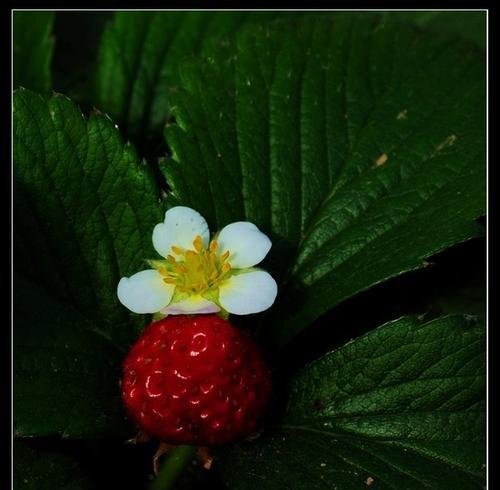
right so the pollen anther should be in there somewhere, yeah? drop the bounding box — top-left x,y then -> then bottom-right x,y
209,240 -> 218,252
193,235 -> 204,253
156,235 -> 233,295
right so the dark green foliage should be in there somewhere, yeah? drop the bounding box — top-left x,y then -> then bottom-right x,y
218,315 -> 485,489
14,275 -> 131,438
163,15 -> 485,347
13,11 -> 486,490
13,11 -> 54,93
95,11 -> 283,147
14,440 -> 93,489
14,88 -> 164,348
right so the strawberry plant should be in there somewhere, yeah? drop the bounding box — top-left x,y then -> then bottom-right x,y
13,10 -> 486,490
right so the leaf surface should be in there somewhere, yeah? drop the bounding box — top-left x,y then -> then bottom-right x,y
163,15 -> 486,346
14,88 -> 164,347
95,11 -> 282,146
13,11 -> 55,93
14,275 -> 131,438
217,315 -> 486,489
409,11 -> 486,49
14,440 -> 93,489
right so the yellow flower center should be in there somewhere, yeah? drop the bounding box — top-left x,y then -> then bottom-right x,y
158,235 -> 231,294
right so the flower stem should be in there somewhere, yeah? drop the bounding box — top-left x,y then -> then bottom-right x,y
149,445 -> 195,490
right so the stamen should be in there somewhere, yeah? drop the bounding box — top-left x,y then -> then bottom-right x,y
155,237 -> 234,294
209,240 -> 218,253
174,264 -> 188,274
193,235 -> 204,253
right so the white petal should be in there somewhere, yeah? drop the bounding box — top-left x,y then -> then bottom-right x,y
117,270 -> 174,314
217,222 -> 271,268
152,206 -> 210,257
219,270 -> 277,315
161,295 -> 220,315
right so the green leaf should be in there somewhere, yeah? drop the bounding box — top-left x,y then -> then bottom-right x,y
14,440 -> 92,489
163,14 -> 486,347
14,11 -> 55,93
409,11 -> 486,49
97,12 -> 239,144
14,274 -> 131,438
95,11 -> 284,148
14,88 -> 164,348
217,315 -> 485,490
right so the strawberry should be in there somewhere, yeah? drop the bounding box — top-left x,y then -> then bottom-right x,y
121,314 -> 272,446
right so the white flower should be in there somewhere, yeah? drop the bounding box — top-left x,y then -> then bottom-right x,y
117,206 -> 278,316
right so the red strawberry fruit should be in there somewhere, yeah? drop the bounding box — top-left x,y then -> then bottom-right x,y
121,314 -> 272,446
